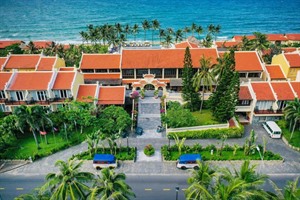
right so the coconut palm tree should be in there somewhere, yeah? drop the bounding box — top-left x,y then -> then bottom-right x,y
251,32 -> 270,51
132,24 -> 139,41
79,31 -> 89,44
187,161 -> 215,187
159,29 -> 166,44
284,98 -> 300,139
269,176 -> 300,200
163,34 -> 173,48
40,158 -> 94,200
151,19 -> 160,45
166,27 -> 174,35
191,23 -> 198,37
27,41 -> 38,54
115,23 -> 123,37
142,20 -> 150,41
196,25 -> 203,40
241,35 -> 252,50
175,29 -> 183,43
207,24 -> 215,34
214,24 -> 221,41
193,56 -> 216,113
88,168 -> 136,200
183,26 -> 191,40
124,24 -> 131,41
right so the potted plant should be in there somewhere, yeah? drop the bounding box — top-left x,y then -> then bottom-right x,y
144,144 -> 155,156
154,89 -> 159,99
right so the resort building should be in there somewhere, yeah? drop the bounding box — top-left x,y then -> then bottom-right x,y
272,52 -> 300,81
263,64 -> 286,81
0,40 -> 24,49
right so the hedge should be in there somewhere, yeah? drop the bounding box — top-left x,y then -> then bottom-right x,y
167,125 -> 244,139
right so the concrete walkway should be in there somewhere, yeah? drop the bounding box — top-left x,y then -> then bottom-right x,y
2,125 -> 300,176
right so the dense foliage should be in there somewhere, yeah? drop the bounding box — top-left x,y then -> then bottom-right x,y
144,144 -> 155,156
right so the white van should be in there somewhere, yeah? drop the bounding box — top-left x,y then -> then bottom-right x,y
262,121 -> 282,138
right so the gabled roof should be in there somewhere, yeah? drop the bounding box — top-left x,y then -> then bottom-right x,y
80,54 -> 121,69
0,57 -> 7,67
251,82 -> 276,101
282,47 -> 297,53
121,48 -> 218,69
235,51 -> 263,71
76,85 -> 97,102
271,82 -> 295,100
83,73 -> 121,80
4,54 -> 40,70
233,35 -> 256,41
175,41 -> 198,49
98,86 -> 125,105
266,34 -> 288,41
8,72 -> 53,90
290,82 -> 300,98
36,57 -> 56,71
284,53 -> 300,68
239,86 -> 253,100
286,34 -> 300,41
215,41 -> 240,48
265,65 -> 286,80
0,40 -> 23,49
59,67 -> 75,71
0,72 -> 12,90
52,72 -> 75,90
32,41 -> 52,49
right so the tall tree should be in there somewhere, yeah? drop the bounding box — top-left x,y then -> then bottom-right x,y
142,20 -> 150,41
182,47 -> 200,111
175,29 -> 183,43
124,24 -> 131,40
163,34 -> 173,48
195,25 -> 203,40
27,41 -> 38,54
115,23 -> 123,37
284,98 -> 300,139
202,34 -> 213,47
191,23 -> 198,37
151,19 -> 160,45
251,32 -> 270,51
159,29 -> 166,44
183,26 -> 191,40
132,24 -> 139,41
193,56 -> 215,113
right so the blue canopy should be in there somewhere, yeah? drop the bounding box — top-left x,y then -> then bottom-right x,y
93,154 -> 116,162
179,154 -> 201,162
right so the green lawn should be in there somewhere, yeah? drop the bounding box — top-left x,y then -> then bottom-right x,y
0,131 -> 86,160
192,109 -> 220,126
282,127 -> 300,148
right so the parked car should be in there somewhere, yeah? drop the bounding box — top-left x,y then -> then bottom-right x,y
93,154 -> 117,170
176,154 -> 202,170
135,127 -> 143,135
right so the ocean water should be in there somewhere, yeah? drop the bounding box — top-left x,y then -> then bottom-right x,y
0,0 -> 300,43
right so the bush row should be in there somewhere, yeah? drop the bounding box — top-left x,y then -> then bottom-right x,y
167,125 -> 244,139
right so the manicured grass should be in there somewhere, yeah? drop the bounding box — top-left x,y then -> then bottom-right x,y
0,131 -> 86,160
191,109 -> 220,126
281,127 -> 300,148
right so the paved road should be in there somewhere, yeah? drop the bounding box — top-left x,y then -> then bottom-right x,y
0,174 -> 298,200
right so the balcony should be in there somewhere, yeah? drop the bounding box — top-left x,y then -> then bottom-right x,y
4,98 -> 51,106
50,96 -> 73,103
235,105 -> 252,112
254,109 -> 284,115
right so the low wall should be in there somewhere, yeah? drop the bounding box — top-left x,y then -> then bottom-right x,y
167,123 -> 229,133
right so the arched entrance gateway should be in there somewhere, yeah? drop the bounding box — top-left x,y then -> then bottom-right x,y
132,74 -> 167,97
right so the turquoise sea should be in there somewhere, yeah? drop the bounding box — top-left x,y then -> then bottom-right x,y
0,0 -> 300,43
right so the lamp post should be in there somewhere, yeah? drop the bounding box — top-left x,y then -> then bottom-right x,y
127,136 -> 129,154
175,186 -> 179,200
256,145 -> 264,172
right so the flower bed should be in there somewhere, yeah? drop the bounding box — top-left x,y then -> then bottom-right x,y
144,144 -> 155,156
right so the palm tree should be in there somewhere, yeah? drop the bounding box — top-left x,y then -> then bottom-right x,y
193,56 -> 216,113
88,168 -> 136,200
195,25 -> 203,40
27,41 -> 38,54
40,158 -> 94,200
187,161 -> 215,187
251,32 -> 270,51
159,29 -> 166,44
284,98 -> 300,139
270,176 -> 300,200
132,24 -> 139,41
166,27 -> 174,35
175,29 -> 183,43
208,24 -> 215,34
191,23 -> 198,37
79,31 -> 89,44
142,20 -> 150,41
115,23 -> 123,37
241,35 -> 252,50
183,26 -> 191,40
163,34 -> 173,48
124,24 -> 131,41
214,25 -> 221,41
151,19 -> 160,45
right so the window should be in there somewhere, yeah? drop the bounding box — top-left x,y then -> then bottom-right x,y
60,90 -> 68,98
16,91 -> 24,101
178,69 -> 183,78
241,100 -> 250,106
248,73 -> 260,78
239,73 -> 246,78
122,69 -> 134,78
136,69 -> 148,78
150,69 -> 162,78
82,69 -> 94,73
0,91 -> 5,99
164,69 -> 176,78
37,91 -> 47,101
95,69 -> 107,73
109,69 -> 120,73
0,104 -> 5,112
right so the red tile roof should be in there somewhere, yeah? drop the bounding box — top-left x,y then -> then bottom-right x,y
52,72 -> 75,90
121,49 -> 218,69
76,85 -> 97,102
233,35 -> 256,41
235,52 -> 263,71
80,54 -> 121,69
284,53 -> 300,68
8,72 -> 53,90
215,41 -> 240,48
290,82 -> 300,98
84,73 -> 120,80
98,86 -> 125,105
286,34 -> 300,41
175,41 -> 198,48
36,57 -> 56,71
239,86 -> 252,100
59,67 -> 75,71
5,55 -> 40,69
0,40 -> 23,49
0,72 -> 12,90
266,34 -> 288,41
32,41 -> 52,49
271,82 -> 295,100
265,65 -> 286,80
0,57 -> 7,68
282,47 -> 297,53
251,82 -> 276,101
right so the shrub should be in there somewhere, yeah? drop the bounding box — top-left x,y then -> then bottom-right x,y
144,144 -> 155,156
163,103 -> 196,128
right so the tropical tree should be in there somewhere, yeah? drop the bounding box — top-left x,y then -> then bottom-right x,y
193,56 -> 216,113
166,27 -> 174,35
88,168 -> 136,200
202,34 -> 213,47
159,29 -> 166,44
142,20 -> 150,41
241,35 -> 253,51
187,161 -> 215,188
195,25 -> 203,40
183,26 -> 191,40
40,158 -> 94,200
163,34 -> 173,48
191,23 -> 198,37
79,31 -> 89,44
284,98 -> 300,139
0,115 -> 18,149
214,25 -> 221,41
27,41 -> 38,54
270,176 -> 300,200
151,19 -> 160,45
172,134 -> 186,155
132,24 -> 139,41
124,24 -> 131,40
251,32 -> 270,51
115,23 -> 123,37
175,29 -> 184,43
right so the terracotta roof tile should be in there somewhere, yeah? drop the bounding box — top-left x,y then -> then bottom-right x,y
235,52 -> 263,71
98,86 -> 125,105
251,82 -> 276,101
290,82 -> 300,98
282,47 -> 297,53
59,67 -> 75,71
0,72 -> 12,90
286,34 -> 300,41
83,73 -> 120,80
0,57 -> 7,67
80,54 -> 121,69
215,41 -> 240,48
0,40 -> 23,49
239,86 -> 252,100
52,72 -> 75,90
76,85 -> 97,102
121,49 -> 218,69
8,72 -> 53,90
266,34 -> 288,41
32,41 -> 52,49
233,35 -> 256,41
36,57 -> 56,71
175,41 -> 198,49
271,82 -> 295,100
284,53 -> 300,68
265,65 -> 286,80
5,55 -> 40,69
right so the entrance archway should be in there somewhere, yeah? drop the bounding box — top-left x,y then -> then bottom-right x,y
132,74 -> 167,97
